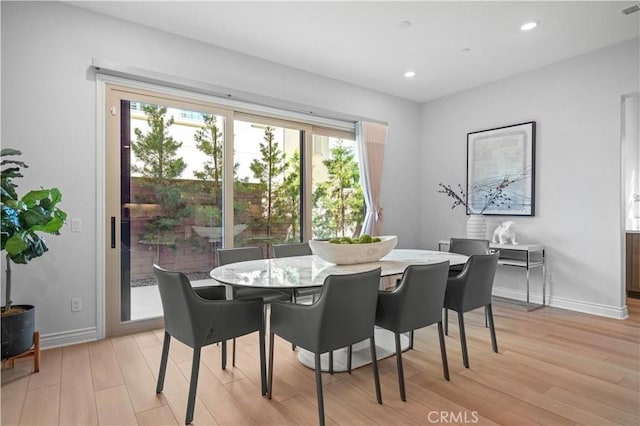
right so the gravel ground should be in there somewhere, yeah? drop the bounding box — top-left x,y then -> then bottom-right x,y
131,271 -> 212,287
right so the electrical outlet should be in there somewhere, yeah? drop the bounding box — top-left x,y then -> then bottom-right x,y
71,297 -> 82,312
71,218 -> 82,232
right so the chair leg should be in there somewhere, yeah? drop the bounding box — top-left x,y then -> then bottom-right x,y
437,321 -> 450,381
444,308 -> 449,335
485,306 -> 489,328
33,331 -> 40,373
232,338 -> 236,367
156,331 -> 171,393
487,304 -> 499,353
186,347 -> 201,425
458,312 -> 470,368
347,345 -> 353,374
221,340 -> 227,370
291,293 -> 297,351
259,324 -> 267,396
394,333 -> 406,402
267,332 -> 275,399
328,351 -> 333,374
369,336 -> 382,404
314,353 -> 325,426
408,330 -> 414,350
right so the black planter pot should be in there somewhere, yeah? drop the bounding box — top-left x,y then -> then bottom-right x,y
1,305 -> 35,359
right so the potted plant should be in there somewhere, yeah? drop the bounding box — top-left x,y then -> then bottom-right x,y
1,148 -> 67,360
438,178 -> 516,239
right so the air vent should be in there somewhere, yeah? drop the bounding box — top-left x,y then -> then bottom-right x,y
622,3 -> 640,15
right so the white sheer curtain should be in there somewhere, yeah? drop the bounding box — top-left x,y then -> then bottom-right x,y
356,121 -> 388,236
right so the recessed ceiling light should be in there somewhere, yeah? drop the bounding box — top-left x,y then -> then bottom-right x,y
397,20 -> 412,29
520,21 -> 538,31
404,71 -> 416,78
462,48 -> 472,53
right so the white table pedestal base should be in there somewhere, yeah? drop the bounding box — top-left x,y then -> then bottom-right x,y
297,327 -> 410,372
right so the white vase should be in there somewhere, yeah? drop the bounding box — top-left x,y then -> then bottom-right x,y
466,214 -> 487,239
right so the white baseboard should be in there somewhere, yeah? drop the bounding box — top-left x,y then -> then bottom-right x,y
40,327 -> 99,350
492,287 -> 629,320
35,287 -> 629,351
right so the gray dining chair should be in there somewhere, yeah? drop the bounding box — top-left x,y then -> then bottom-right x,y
272,242 -> 319,351
444,252 -> 500,368
447,238 -> 492,327
153,265 -> 266,425
272,242 -> 321,304
449,238 -> 491,274
375,261 -> 450,401
271,242 -> 312,258
268,268 -> 383,426
216,246 -> 291,367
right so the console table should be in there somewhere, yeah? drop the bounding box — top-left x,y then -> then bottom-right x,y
438,240 -> 546,311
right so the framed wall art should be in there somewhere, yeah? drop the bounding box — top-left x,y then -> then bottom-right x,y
467,121 -> 536,216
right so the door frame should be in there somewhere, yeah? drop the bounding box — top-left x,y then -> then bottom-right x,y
99,76 -> 235,337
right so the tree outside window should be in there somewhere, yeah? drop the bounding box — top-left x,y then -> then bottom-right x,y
312,139 -> 364,239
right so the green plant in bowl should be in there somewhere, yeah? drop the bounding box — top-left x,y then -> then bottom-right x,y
328,234 -> 381,244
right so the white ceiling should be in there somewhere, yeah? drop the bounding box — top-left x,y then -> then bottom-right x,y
69,1 -> 639,103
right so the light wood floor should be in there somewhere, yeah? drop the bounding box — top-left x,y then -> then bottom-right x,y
2,299 -> 639,425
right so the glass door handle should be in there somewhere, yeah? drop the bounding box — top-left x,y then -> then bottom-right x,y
110,217 -> 116,249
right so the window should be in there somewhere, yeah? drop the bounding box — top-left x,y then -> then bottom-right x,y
232,117 -> 306,253
311,133 -> 364,239
104,80 -> 361,335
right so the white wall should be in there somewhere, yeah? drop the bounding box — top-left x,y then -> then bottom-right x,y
421,39 -> 640,318
1,1 -> 421,344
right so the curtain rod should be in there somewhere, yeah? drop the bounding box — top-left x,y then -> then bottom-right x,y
91,58 -> 378,132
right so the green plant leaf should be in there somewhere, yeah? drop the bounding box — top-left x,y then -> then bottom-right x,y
5,232 -> 28,254
1,148 -> 22,157
2,199 -> 26,211
22,207 -> 53,227
21,189 -> 50,207
30,217 -> 64,234
50,188 -> 62,205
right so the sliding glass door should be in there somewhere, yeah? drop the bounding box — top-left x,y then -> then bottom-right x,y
232,115 -> 309,256
103,83 -> 358,336
105,84 -> 232,335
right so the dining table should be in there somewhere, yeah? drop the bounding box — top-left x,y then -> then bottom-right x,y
210,248 -> 468,372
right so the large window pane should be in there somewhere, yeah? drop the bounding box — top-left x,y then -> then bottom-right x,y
233,120 -> 303,255
125,102 -> 225,320
311,135 -> 364,239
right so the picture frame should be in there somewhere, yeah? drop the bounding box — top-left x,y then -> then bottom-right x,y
466,121 -> 536,216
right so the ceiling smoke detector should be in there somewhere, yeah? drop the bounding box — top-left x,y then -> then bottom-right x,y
622,3 -> 640,15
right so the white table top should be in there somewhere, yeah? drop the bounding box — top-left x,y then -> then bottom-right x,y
210,249 -> 468,289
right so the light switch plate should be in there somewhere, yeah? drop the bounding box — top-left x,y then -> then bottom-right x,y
71,218 -> 82,232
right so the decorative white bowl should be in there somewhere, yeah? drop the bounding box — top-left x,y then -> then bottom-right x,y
309,235 -> 398,265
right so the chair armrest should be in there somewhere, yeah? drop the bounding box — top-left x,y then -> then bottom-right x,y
193,285 -> 226,300
190,297 -> 264,346
444,274 -> 466,311
270,300 -> 321,351
377,290 -> 398,303
375,290 -> 402,331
